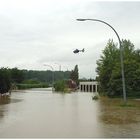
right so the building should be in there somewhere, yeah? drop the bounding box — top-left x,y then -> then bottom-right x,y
66,79 -> 77,91
79,81 -> 98,93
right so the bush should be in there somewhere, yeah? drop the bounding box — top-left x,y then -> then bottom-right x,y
22,79 -> 41,84
54,80 -> 68,92
92,95 -> 99,100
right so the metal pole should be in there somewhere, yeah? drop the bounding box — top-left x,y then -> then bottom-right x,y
63,65 -> 69,71
77,18 -> 126,103
54,63 -> 61,71
44,64 -> 54,92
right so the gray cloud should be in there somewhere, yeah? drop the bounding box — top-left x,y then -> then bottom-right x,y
0,0 -> 140,78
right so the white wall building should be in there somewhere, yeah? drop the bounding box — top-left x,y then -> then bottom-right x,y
79,81 -> 98,93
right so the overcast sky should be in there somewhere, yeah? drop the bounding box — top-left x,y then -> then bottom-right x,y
0,0 -> 140,78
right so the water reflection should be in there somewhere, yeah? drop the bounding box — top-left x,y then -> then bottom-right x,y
0,96 -> 23,105
0,96 -> 23,123
0,96 -> 11,105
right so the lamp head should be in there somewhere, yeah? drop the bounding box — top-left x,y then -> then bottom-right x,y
76,19 -> 86,21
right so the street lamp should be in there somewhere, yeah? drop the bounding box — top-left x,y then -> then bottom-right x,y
54,63 -> 61,71
63,65 -> 69,71
43,64 -> 54,92
76,18 -> 126,103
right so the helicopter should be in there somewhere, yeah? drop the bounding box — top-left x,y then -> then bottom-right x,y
73,48 -> 85,54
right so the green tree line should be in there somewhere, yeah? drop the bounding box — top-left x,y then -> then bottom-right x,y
0,68 -> 71,94
23,70 -> 70,84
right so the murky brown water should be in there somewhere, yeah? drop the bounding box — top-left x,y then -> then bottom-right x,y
0,88 -> 140,138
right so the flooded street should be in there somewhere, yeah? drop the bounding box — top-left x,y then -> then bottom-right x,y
0,88 -> 140,138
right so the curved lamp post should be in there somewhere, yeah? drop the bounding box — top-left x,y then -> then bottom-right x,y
63,65 -> 69,71
76,18 -> 126,103
54,63 -> 61,71
43,64 -> 54,92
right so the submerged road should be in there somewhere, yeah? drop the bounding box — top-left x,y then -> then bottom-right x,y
0,88 -> 140,138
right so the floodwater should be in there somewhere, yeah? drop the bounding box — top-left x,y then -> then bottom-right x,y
0,88 -> 140,138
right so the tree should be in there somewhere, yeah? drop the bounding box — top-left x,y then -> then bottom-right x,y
96,39 -> 140,97
10,68 -> 25,83
96,39 -> 120,96
0,68 -> 11,94
70,65 -> 79,85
